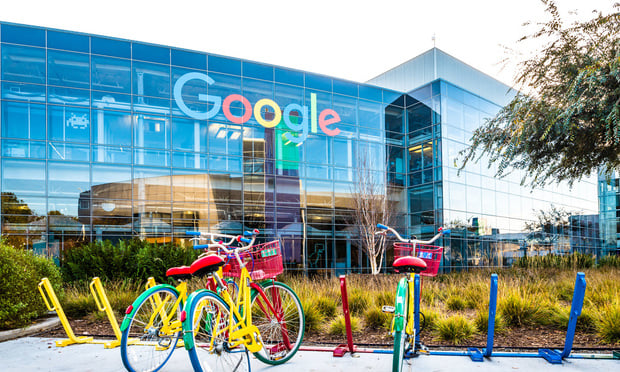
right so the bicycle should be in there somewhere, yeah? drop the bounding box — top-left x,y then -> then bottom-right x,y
119,231 -> 241,372
376,223 -> 450,372
181,230 -> 305,372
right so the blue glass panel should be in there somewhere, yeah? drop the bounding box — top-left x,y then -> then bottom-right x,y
134,114 -> 169,149
171,67 -> 210,116
332,80 -> 357,97
93,110 -> 132,146
275,67 -> 303,86
92,91 -> 131,111
47,86 -> 90,106
305,73 -> 331,92
206,73 -> 242,122
133,61 -> 170,98
275,84 -> 304,106
48,142 -> 90,161
133,95 -> 170,114
305,135 -> 331,164
47,50 -> 90,89
91,55 -> 131,94
208,123 -> 242,156
359,85 -> 382,102
2,82 -> 46,102
333,95 -> 357,125
332,138 -> 355,168
408,84 -> 431,103
1,101 -> 46,140
92,145 -> 132,164
91,164 -> 132,198
91,37 -> 130,58
2,159 -> 46,196
133,167 -> 171,201
2,139 -> 45,159
243,61 -> 273,81
208,55 -> 241,76
171,117 -> 208,152
48,161 -> 89,197
47,30 -> 89,53
172,152 -> 208,169
208,155 -> 241,172
1,44 -> 46,84
1,24 -> 45,46
134,148 -> 170,166
132,42 -> 170,64
171,49 -> 207,70
383,90 -> 402,106
48,105 -> 90,143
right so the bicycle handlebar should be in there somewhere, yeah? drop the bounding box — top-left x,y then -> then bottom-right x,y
186,229 -> 261,268
375,223 -> 450,245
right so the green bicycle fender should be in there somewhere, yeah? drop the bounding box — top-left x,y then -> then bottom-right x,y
393,277 -> 408,332
120,284 -> 179,332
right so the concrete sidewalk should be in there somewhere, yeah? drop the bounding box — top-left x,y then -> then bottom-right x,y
1,337 -> 618,372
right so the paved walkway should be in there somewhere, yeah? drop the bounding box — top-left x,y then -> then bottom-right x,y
1,337 -> 617,372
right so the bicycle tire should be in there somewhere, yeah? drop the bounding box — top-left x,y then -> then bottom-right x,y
250,281 -> 305,365
392,279 -> 409,372
120,285 -> 182,372
184,290 -> 250,372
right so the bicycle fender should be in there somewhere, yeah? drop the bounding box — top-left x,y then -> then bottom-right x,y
120,284 -> 179,332
181,289 -> 215,350
393,277 -> 408,332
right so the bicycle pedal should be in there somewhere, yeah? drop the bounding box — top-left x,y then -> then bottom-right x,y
382,305 -> 395,314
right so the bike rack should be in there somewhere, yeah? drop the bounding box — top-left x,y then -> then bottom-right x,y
89,277 -> 123,349
38,277 -> 95,347
333,275 -> 357,357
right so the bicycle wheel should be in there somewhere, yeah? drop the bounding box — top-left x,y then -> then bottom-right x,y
392,280 -> 409,372
185,290 -> 250,372
251,281 -> 305,365
120,285 -> 181,372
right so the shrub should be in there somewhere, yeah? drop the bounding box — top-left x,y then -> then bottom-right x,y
301,299 -> 325,333
445,295 -> 466,311
596,301 -> 620,344
347,288 -> 372,316
375,290 -> 395,307
434,315 -> 476,345
598,254 -> 620,268
498,290 -> 542,327
474,308 -> 506,334
513,253 -> 595,270
60,239 -> 199,282
364,306 -> 390,330
420,308 -> 441,331
329,315 -> 360,336
0,241 -> 63,329
315,297 -> 338,318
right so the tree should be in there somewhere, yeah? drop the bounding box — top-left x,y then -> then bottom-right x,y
350,155 -> 395,275
459,1 -> 620,187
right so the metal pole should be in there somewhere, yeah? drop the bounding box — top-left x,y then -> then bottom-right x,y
414,273 -> 421,346
484,273 -> 498,357
561,272 -> 586,358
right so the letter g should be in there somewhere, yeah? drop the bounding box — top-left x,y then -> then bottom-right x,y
173,72 -> 222,120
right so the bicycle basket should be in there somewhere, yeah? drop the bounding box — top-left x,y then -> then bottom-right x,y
223,240 -> 283,281
393,242 -> 443,277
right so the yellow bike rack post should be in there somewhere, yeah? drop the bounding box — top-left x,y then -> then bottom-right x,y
38,277 -> 94,347
89,277 -> 124,349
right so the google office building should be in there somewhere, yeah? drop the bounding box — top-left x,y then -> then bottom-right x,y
0,22 -> 606,273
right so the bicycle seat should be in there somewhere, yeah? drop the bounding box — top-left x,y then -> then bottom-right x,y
393,256 -> 427,274
166,266 -> 193,280
189,255 -> 226,277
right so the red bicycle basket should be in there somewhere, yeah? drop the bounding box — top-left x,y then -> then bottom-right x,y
393,242 -> 443,277
223,240 -> 283,281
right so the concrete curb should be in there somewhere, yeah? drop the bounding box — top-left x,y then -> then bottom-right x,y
0,317 -> 61,342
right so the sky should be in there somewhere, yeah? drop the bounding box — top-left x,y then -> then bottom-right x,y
0,0 -> 617,87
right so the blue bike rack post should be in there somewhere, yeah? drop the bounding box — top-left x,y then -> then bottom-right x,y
539,272 -> 586,364
414,273 -> 421,347
467,273 -> 498,362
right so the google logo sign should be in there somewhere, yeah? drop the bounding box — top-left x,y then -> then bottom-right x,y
174,72 -> 341,144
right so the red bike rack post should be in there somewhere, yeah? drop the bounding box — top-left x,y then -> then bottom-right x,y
333,275 -> 357,357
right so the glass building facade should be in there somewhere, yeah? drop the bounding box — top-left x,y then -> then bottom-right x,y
0,23 -> 604,273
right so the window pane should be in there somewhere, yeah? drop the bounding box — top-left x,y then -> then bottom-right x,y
92,145 -> 132,164
91,164 -> 132,199
172,117 -> 208,152
1,24 -> 45,46
2,139 -> 46,159
91,55 -> 131,94
48,162 -> 89,197
2,159 -> 46,196
93,110 -> 132,146
133,61 -> 170,98
48,105 -> 90,143
208,123 -> 242,156
47,30 -> 89,53
1,44 -> 46,84
2,81 -> 46,102
134,114 -> 169,149
1,101 -> 46,140
47,50 -> 90,89
48,142 -> 90,161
